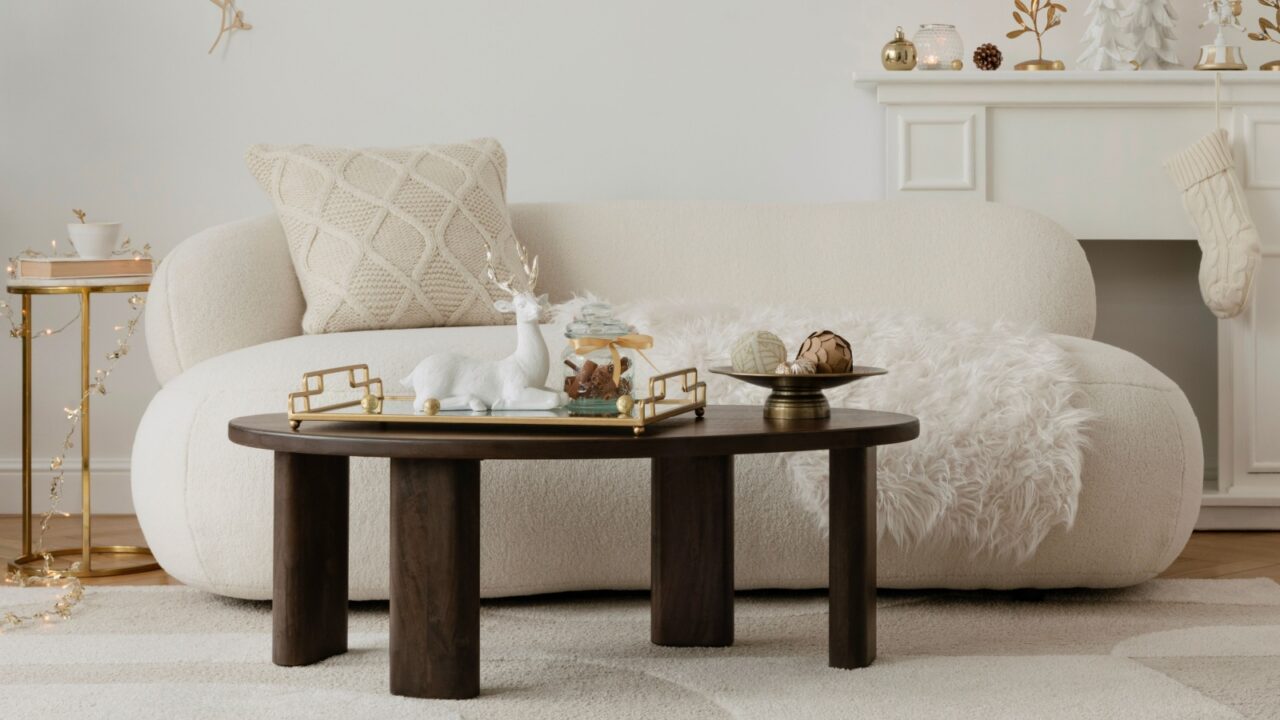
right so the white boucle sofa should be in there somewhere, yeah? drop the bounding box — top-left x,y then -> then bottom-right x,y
133,201 -> 1202,599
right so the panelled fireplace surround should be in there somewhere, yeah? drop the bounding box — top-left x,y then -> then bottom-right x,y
856,71 -> 1280,529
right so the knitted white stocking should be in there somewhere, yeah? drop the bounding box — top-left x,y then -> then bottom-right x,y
1165,129 -> 1261,319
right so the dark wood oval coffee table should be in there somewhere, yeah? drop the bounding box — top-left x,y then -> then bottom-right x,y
228,406 -> 919,700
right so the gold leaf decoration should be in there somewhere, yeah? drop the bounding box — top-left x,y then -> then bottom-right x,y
1007,0 -> 1067,62
1252,0 -> 1280,45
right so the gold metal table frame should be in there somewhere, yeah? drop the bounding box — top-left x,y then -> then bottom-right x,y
6,279 -> 159,578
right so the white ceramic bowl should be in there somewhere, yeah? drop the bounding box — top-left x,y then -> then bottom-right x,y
66,222 -> 122,260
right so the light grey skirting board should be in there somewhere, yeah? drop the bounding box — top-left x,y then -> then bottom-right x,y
0,458 -> 134,514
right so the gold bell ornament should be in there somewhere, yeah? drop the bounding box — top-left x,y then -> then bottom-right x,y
882,26 -> 917,71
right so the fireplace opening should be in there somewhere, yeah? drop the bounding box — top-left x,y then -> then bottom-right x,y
1080,240 -> 1218,488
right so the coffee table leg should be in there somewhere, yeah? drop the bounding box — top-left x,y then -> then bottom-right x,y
829,446 -> 877,669
273,452 -> 349,666
651,455 -> 734,647
389,458 -> 481,699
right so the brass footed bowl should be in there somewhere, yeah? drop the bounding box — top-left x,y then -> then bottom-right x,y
709,366 -> 888,420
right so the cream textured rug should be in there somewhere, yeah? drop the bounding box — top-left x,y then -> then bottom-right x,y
3,580 -> 1279,719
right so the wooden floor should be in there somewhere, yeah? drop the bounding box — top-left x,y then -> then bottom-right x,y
1,514 -> 179,586
1160,530 -> 1280,581
1,515 -> 1278,586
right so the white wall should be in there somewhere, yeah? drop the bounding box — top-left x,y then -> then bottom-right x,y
0,1 -> 1237,512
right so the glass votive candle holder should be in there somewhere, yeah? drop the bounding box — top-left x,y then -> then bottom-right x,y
913,24 -> 963,70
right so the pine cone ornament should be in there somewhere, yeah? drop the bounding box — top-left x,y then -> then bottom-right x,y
973,43 -> 1003,71
795,330 -> 853,374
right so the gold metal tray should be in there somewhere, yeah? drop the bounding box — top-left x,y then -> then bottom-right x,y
287,365 -> 706,435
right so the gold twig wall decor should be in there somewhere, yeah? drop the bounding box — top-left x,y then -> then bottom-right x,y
209,0 -> 252,54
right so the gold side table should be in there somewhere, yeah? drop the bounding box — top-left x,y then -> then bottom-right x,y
6,276 -> 159,578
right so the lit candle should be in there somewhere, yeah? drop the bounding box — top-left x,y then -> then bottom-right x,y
912,24 -> 962,71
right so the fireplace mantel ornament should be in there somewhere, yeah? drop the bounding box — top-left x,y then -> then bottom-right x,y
1247,0 -> 1280,70
1008,0 -> 1068,70
1195,0 -> 1249,70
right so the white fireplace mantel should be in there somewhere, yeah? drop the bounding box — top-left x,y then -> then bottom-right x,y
854,71 -> 1280,242
855,70 -> 1280,106
855,70 -> 1280,528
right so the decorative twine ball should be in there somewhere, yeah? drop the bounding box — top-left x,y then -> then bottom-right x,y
775,358 -> 817,376
422,398 -> 441,416
796,330 -> 854,374
730,331 -> 789,373
973,43 -> 1002,71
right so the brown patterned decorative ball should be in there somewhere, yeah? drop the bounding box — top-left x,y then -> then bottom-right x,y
795,330 -> 853,374
973,43 -> 1003,71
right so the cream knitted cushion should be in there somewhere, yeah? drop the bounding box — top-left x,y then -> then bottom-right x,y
246,139 -> 514,334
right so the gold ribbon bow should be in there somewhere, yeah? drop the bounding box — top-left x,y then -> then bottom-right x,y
569,334 -> 657,385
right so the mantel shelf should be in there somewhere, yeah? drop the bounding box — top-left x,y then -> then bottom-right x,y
853,70 -> 1280,105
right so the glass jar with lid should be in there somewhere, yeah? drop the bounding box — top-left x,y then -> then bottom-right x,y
561,302 -> 637,415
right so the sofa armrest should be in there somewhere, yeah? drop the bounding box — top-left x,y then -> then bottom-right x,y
146,215 -> 304,385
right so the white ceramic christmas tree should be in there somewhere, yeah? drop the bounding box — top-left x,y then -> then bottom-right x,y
1078,0 -> 1128,69
1125,0 -> 1182,68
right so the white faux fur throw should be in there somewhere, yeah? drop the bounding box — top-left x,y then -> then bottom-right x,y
557,299 -> 1094,561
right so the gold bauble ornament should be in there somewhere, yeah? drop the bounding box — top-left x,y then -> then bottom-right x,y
881,26 -> 917,71
616,394 -> 635,415
360,394 -> 382,414
423,398 -> 441,416
796,330 -> 854,374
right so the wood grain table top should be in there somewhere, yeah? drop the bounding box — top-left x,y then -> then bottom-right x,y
229,406 -> 920,460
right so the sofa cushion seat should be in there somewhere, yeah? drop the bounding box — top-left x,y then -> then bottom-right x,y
131,325 -> 1201,599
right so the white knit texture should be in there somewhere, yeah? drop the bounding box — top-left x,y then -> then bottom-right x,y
246,139 -> 515,334
1165,130 -> 1262,319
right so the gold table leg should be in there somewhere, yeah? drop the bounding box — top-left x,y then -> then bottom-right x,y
81,288 -> 91,573
21,294 -> 32,558
7,288 -> 159,578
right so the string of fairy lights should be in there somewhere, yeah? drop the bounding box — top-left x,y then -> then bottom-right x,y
0,228 -> 153,632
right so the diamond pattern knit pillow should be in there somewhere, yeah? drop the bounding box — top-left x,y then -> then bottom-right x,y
246,138 -> 514,334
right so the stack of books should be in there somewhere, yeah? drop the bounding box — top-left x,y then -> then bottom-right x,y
17,257 -> 154,280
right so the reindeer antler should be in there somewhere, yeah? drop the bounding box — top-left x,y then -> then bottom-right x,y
512,236 -> 539,291
483,234 -> 539,295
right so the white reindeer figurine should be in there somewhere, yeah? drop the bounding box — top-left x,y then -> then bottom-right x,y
401,235 -> 568,413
